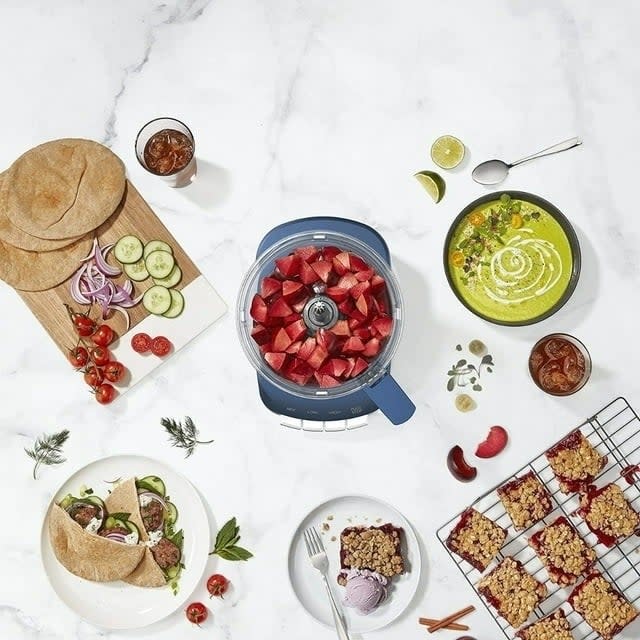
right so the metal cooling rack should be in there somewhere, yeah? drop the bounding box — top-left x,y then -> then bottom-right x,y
437,396 -> 640,640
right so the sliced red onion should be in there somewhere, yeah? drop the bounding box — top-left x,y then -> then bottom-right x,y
69,239 -> 141,325
103,531 -> 128,543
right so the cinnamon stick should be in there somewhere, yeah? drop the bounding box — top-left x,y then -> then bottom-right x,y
418,617 -> 469,631
427,605 -> 476,633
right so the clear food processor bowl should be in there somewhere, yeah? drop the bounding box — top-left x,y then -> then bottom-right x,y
237,227 -> 415,424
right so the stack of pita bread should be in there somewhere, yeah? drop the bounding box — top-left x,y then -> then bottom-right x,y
0,139 -> 125,291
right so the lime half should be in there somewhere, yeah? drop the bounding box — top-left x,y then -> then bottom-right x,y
431,135 -> 465,169
414,170 -> 446,203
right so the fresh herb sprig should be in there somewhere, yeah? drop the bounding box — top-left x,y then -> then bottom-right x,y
161,417 -> 213,458
25,429 -> 70,479
210,517 -> 253,561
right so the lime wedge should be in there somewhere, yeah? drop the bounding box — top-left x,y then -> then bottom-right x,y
414,170 -> 445,203
431,135 -> 465,169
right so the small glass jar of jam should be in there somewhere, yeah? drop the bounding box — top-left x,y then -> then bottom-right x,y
528,333 -> 591,396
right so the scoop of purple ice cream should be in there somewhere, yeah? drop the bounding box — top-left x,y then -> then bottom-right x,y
341,569 -> 388,615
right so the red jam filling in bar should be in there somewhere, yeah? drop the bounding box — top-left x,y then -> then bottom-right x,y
445,508 -> 507,572
569,572 -> 638,640
529,516 -> 596,585
545,431 -> 607,494
498,471 -> 553,530
477,557 -> 547,628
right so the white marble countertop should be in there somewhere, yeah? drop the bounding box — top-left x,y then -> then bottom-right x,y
2,1 -> 640,638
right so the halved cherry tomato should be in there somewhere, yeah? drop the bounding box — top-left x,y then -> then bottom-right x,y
95,382 -> 116,405
468,211 -> 485,227
131,332 -> 152,354
206,574 -> 229,598
90,346 -> 111,367
104,361 -> 126,384
450,250 -> 465,268
185,602 -> 208,625
84,366 -> 104,388
68,346 -> 89,368
151,336 -> 172,357
91,324 -> 115,347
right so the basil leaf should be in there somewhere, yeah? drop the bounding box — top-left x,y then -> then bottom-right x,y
215,518 -> 238,550
217,546 -> 254,561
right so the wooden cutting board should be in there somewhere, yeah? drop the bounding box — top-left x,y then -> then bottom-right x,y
18,180 -> 226,389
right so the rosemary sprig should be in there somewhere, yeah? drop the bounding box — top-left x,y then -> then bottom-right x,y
209,517 -> 253,561
24,429 -> 70,479
160,416 -> 213,458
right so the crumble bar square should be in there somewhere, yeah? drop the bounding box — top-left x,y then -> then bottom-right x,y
529,516 -> 596,585
338,524 -> 404,585
516,609 -> 575,640
579,483 -> 640,547
498,471 -> 553,530
569,572 -> 638,640
545,431 -> 606,494
445,508 -> 507,572
477,556 -> 547,628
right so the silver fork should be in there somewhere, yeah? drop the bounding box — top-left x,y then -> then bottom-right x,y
303,527 -> 350,640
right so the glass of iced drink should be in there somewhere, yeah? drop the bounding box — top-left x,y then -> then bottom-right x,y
135,117 -> 196,187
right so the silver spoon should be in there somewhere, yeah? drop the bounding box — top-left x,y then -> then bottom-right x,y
472,136 -> 582,185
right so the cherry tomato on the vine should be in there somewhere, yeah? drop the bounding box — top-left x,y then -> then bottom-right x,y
103,361 -> 126,384
68,346 -> 89,368
206,574 -> 229,598
95,383 -> 116,405
91,346 -> 111,367
185,602 -> 208,625
91,324 -> 115,347
84,366 -> 104,388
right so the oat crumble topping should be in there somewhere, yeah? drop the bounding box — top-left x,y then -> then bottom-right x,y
529,516 -> 595,585
338,525 -> 404,584
446,508 -> 507,571
498,472 -> 553,530
516,609 -> 575,640
477,557 -> 547,628
546,431 -> 606,493
581,483 -> 640,542
569,572 -> 637,640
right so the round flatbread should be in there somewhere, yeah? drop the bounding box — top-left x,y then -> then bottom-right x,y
48,504 -> 145,583
0,231 -> 92,291
0,171 -> 82,251
5,139 -> 125,240
105,478 -> 166,588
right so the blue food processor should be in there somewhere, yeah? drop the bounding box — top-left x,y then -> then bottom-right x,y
237,217 -> 415,426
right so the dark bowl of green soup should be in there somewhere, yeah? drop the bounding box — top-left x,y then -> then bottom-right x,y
444,191 -> 581,326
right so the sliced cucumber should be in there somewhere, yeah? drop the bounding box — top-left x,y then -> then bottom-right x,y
123,258 -> 149,282
114,235 -> 143,264
165,564 -> 181,580
85,496 -> 106,511
58,494 -> 77,510
144,239 -> 173,259
145,250 -> 175,279
142,285 -> 172,316
138,475 -> 166,497
162,289 -> 184,319
166,502 -> 179,525
153,265 -> 182,288
124,520 -> 141,543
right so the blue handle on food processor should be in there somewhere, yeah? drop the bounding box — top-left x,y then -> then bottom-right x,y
363,373 -> 416,425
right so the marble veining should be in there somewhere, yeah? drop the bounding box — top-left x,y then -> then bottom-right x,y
2,1 -> 640,639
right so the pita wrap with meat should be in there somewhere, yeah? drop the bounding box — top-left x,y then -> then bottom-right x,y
0,171 -> 82,251
48,503 -> 144,582
5,138 -> 125,240
105,478 -> 166,588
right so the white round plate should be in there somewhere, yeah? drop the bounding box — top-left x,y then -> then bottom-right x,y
288,495 -> 421,634
41,455 -> 210,629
